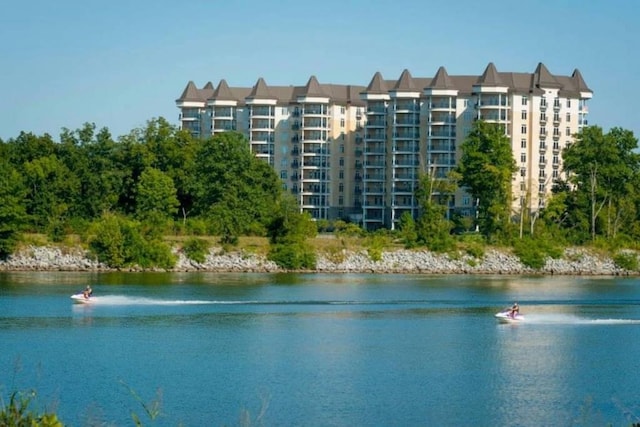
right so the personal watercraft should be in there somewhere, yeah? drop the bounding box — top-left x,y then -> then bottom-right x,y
495,309 -> 524,323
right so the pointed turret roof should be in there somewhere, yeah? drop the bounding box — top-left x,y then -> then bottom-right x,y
429,66 -> 456,89
393,69 -> 416,91
365,71 -> 388,94
212,79 -> 235,100
477,62 -> 505,86
533,62 -> 562,88
176,81 -> 201,102
302,75 -> 325,97
203,81 -> 214,90
571,68 -> 591,92
247,77 -> 273,99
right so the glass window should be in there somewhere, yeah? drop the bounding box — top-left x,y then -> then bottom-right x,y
521,139 -> 527,148
521,110 -> 527,120
522,96 -> 528,106
521,125 -> 527,134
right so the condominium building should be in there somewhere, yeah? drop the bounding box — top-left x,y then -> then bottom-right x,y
176,62 -> 592,230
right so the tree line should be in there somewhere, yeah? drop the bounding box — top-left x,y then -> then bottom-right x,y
0,117 -> 638,269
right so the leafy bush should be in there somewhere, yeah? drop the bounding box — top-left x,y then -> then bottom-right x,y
0,390 -> 63,427
183,237 -> 209,263
268,243 -> 316,270
612,251 -> 639,271
513,237 -> 563,269
87,213 -> 176,269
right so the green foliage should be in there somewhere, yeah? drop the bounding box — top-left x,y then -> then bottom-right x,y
398,212 -> 418,248
268,243 -> 317,269
87,213 -> 176,269
0,390 -> 63,427
455,120 -> 517,239
365,233 -> 390,262
135,167 -> 179,221
512,237 -> 563,269
334,220 -> 365,237
612,251 -> 639,271
183,237 -> 210,263
0,160 -> 28,259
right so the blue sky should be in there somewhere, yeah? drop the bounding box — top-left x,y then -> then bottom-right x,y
1,0 -> 638,141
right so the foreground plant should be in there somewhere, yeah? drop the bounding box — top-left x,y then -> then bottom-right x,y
0,390 -> 63,427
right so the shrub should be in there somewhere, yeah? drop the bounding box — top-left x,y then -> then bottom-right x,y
0,390 -> 63,427
87,213 -> 176,269
268,243 -> 316,270
612,251 -> 639,271
512,237 -> 562,269
183,237 -> 210,263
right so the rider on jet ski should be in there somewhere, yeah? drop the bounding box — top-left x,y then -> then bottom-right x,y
83,285 -> 93,299
508,302 -> 519,318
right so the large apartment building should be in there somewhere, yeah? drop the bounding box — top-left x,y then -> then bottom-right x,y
176,62 -> 592,230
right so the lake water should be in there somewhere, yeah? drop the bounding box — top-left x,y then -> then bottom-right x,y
1,272 -> 639,426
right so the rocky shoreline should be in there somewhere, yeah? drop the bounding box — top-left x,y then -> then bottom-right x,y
0,245 -> 636,276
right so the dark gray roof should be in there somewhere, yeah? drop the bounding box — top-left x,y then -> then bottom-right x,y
301,75 -> 326,97
477,62 -> 506,87
363,71 -> 389,94
533,62 -> 562,89
247,77 -> 274,99
393,69 -> 417,91
429,66 -> 456,90
177,63 -> 592,106
211,79 -> 235,101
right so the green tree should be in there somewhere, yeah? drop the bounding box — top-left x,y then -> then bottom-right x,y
23,155 -> 80,231
455,121 -> 517,240
415,169 -> 456,251
266,194 -> 317,269
194,132 -> 282,242
0,160 -> 28,259
135,167 -> 179,221
562,126 -> 640,241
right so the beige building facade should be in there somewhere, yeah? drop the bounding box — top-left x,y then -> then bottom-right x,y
176,62 -> 592,230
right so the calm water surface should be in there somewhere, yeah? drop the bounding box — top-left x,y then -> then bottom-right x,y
1,272 -> 639,426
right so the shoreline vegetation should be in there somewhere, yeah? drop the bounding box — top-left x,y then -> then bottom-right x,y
0,236 -> 636,276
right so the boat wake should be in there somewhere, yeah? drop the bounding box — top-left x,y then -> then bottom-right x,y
508,313 -> 640,325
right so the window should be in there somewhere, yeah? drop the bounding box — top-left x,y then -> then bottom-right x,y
340,144 -> 344,153
520,153 -> 526,162
521,139 -> 527,149
340,106 -> 345,114
463,196 -> 470,206
566,127 -> 571,136
521,125 -> 527,134
566,112 -> 571,122
280,170 -> 288,179
522,96 -> 528,106
553,155 -> 559,164
521,110 -> 527,120
539,184 -> 545,192
339,157 -> 344,167
539,169 -> 545,177
539,155 -> 546,164
567,99 -> 571,108
340,118 -> 345,128
552,169 -> 559,178
520,167 -> 526,176
339,183 -> 344,193
339,170 -> 344,179
539,141 -> 546,149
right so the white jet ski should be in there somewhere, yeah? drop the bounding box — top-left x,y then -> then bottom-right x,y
495,309 -> 525,323
71,293 -> 96,304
